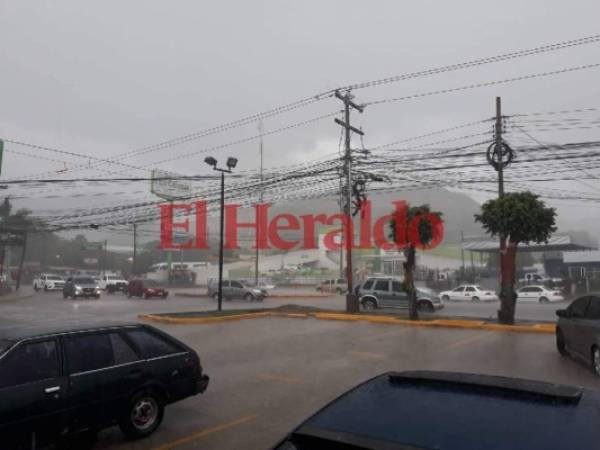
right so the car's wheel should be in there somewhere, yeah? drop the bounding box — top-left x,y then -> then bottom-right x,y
441,295 -> 449,302
556,328 -> 567,356
94,295 -> 100,299
539,297 -> 549,304
44,285 -> 48,292
418,300 -> 434,313
119,391 -> 164,439
316,287 -> 322,292
336,287 -> 342,295
144,292 -> 150,300
34,284 -> 39,292
591,346 -> 600,377
362,298 -> 377,310
471,296 -> 480,303
62,292 -> 68,299
244,293 -> 254,302
162,293 -> 168,299
127,291 -> 132,298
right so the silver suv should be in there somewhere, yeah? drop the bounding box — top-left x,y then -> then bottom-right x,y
207,279 -> 266,302
358,277 -> 443,312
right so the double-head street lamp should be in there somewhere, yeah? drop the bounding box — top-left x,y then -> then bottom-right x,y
204,156 -> 238,312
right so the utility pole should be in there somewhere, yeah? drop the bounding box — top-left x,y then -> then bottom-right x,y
103,239 -> 108,277
496,97 -> 505,198
487,96 -> 513,323
334,90 -> 364,313
15,231 -> 27,291
338,178 -> 344,278
132,223 -> 137,275
254,120 -> 264,286
495,97 -> 507,323
460,230 -> 465,273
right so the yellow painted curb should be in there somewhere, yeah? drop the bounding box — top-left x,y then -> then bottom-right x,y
139,311 -> 556,334
267,312 -> 309,318
138,312 -> 270,324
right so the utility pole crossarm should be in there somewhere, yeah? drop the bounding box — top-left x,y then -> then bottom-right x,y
334,118 -> 364,136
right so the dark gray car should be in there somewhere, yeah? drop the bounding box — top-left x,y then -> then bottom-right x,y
63,276 -> 101,299
358,277 -> 443,312
556,294 -> 600,376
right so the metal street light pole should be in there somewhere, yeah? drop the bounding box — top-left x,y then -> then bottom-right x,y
217,170 -> 225,312
205,156 -> 238,312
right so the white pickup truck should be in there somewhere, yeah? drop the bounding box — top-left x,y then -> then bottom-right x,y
33,274 -> 65,291
98,274 -> 129,293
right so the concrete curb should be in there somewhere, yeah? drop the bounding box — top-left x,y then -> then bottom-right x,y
139,311 -> 556,334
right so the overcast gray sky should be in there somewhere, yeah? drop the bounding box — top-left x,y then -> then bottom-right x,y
1,0 -> 600,240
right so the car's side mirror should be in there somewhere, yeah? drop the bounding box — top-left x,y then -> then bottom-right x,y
556,309 -> 569,318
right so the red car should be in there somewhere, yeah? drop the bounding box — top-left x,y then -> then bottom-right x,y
127,279 -> 169,299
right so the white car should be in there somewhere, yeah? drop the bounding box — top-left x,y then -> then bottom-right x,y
99,274 -> 129,293
33,273 -> 65,291
516,285 -> 564,303
439,285 -> 498,302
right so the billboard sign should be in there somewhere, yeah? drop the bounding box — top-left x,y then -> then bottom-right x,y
151,169 -> 192,201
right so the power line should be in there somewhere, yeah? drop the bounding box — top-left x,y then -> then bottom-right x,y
364,63 -> 600,107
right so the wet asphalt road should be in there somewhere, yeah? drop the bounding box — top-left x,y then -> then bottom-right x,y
0,287 -> 567,330
1,289 -> 594,450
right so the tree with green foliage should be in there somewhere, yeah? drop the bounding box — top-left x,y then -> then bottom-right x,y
475,192 -> 556,324
390,203 -> 443,320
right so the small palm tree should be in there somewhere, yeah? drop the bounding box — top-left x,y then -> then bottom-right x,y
389,204 -> 443,320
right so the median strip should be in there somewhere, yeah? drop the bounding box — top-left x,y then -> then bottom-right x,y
139,307 -> 556,334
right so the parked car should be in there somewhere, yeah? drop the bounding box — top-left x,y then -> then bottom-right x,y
517,285 -> 564,303
99,274 -> 129,293
439,284 -> 498,302
32,273 -> 65,292
207,279 -> 265,301
520,272 -> 562,285
63,276 -> 102,299
127,279 -> 169,299
358,277 -> 443,312
0,322 -> 209,448
556,294 -> 600,376
272,371 -> 600,449
316,278 -> 347,294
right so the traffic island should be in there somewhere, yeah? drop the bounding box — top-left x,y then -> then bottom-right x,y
173,290 -> 335,299
139,305 -> 556,334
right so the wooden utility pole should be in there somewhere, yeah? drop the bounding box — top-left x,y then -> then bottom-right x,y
132,223 -> 137,275
334,90 -> 364,313
492,96 -> 515,323
15,231 -> 27,291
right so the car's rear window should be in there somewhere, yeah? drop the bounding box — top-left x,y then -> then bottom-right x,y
126,328 -> 184,358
